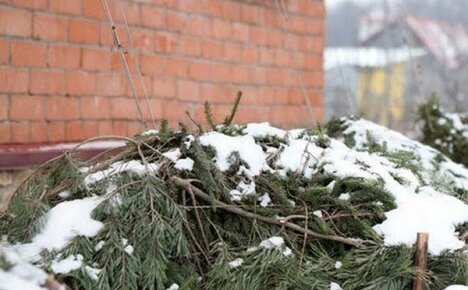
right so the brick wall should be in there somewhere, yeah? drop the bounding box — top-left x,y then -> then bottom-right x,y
0,0 -> 325,144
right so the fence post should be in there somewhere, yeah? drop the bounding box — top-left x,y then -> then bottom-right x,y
413,232 -> 429,290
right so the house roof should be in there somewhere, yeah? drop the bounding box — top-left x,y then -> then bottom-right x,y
361,14 -> 468,69
325,47 -> 426,70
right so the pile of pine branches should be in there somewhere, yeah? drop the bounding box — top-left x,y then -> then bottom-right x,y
417,95 -> 468,166
0,97 -> 467,290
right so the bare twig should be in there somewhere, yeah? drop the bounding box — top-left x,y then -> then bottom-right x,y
171,176 -> 364,248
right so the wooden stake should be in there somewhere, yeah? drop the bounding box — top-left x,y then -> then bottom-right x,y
413,232 -> 429,290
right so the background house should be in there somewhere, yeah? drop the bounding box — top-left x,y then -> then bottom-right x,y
325,12 -> 468,131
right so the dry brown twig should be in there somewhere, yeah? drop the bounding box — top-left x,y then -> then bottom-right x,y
171,176 -> 364,248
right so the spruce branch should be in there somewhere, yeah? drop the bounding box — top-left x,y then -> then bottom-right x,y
170,176 -> 364,248
203,101 -> 217,131
223,91 -> 242,126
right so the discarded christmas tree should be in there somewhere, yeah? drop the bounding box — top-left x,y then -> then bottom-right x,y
0,98 -> 467,290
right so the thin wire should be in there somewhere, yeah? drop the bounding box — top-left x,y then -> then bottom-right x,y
120,7 -> 158,129
274,0 -> 317,125
100,0 -> 147,130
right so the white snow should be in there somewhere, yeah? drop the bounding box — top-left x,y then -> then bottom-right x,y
162,148 -> 181,162
13,196 -> 104,261
0,246 -> 48,290
84,160 -> 159,186
330,282 -> 343,290
124,245 -> 134,255
276,139 -> 323,177
166,283 -> 180,290
199,132 -> 267,176
258,236 -> 292,257
258,193 -> 271,207
444,286 -> 468,290
338,193 -> 351,201
84,266 -> 101,281
229,180 -> 256,202
196,118 -> 468,255
174,158 -> 194,171
228,258 -> 244,268
313,210 -> 323,218
95,241 -> 105,252
243,122 -> 287,138
51,254 -> 83,274
334,261 -> 343,269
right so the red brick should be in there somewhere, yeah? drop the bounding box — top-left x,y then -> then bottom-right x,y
153,78 -> 176,98
33,14 -> 66,41
177,36 -> 201,57
241,46 -> 257,64
146,98 -> 162,121
46,96 -> 79,120
209,63 -> 231,83
11,0 -> 48,9
0,122 -> 11,143
80,96 -> 111,119
198,0 -> 222,17
231,23 -> 250,42
200,84 -> 236,103
66,71 -> 96,95
113,1 -> 140,25
82,0 -> 105,19
65,121 -> 82,140
82,48 -> 113,72
166,10 -> 187,32
11,42 -> 46,67
30,121 -> 48,143
288,88 -> 303,105
223,42 -> 242,62
112,120 -> 127,135
81,121 -> 99,139
95,73 -> 126,96
307,90 -> 323,107
166,57 -> 188,78
249,26 -> 268,46
154,32 -> 174,53
259,47 -> 276,66
10,95 -> 45,121
68,19 -> 99,44
0,40 -> 8,64
302,71 -> 323,88
10,122 -> 30,143
222,1 -> 241,21
0,68 -> 29,93
130,29 -> 153,51
47,45 -> 80,69
304,54 -> 322,70
231,66 -> 250,84
0,7 -> 32,37
140,54 -> 165,76
177,80 -> 199,102
98,120 -> 113,135
0,95 -> 8,120
127,121 -> 141,136
111,97 -> 139,119
48,122 -> 66,142
188,61 -> 211,82
266,30 -> 284,47
186,16 -> 211,36
236,106 -> 270,124
50,0 -> 82,15
262,9 -> 280,29
241,4 -> 258,24
212,19 -> 231,40
29,70 -> 64,95
202,40 -> 223,59
161,99 -> 185,123
141,6 -> 165,29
